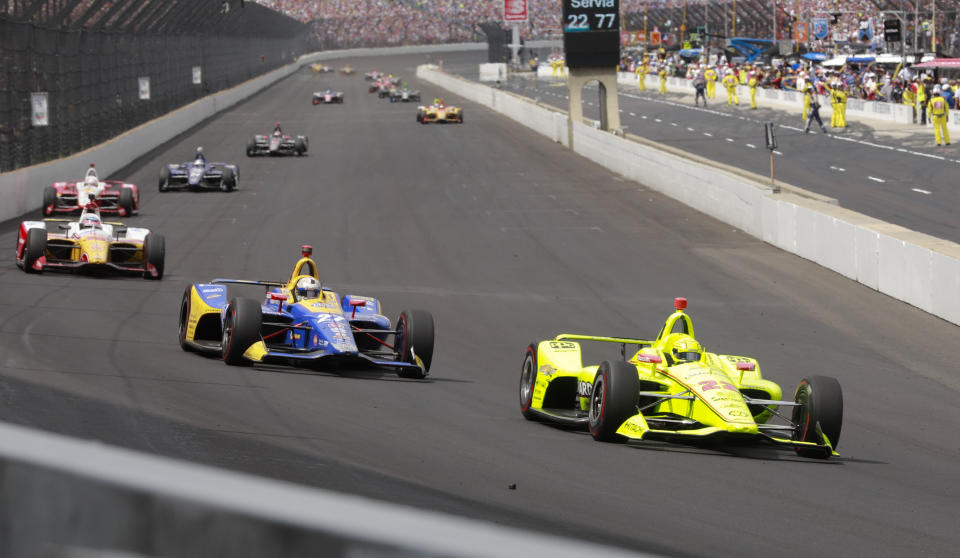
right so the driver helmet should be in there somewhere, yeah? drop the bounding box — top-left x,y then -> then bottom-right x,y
295,276 -> 321,300
80,212 -> 102,229
665,334 -> 703,363
195,146 -> 205,159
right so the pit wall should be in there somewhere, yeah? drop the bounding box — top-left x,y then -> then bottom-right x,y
617,72 -> 960,126
0,43 -> 487,224
417,65 -> 960,326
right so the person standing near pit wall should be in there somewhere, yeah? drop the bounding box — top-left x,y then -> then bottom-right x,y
658,64 -> 668,95
705,66 -> 718,99
722,70 -> 739,106
747,67 -> 759,109
636,60 -> 648,91
928,86 -> 950,146
804,83 -> 828,134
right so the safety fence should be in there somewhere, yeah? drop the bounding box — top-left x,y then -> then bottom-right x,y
0,8 -> 308,173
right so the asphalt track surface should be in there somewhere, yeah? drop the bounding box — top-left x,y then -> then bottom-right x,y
1,51 -> 959,557
440,53 -> 960,244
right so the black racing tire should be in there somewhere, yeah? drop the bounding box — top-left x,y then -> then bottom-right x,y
246,138 -> 256,157
792,375 -> 843,459
416,110 -> 423,122
221,167 -> 236,192
395,309 -> 434,379
178,286 -> 193,352
295,137 -> 307,156
312,97 -> 319,105
339,97 -> 344,104
22,228 -> 47,274
519,343 -> 542,420
588,360 -> 640,443
222,297 -> 261,366
159,167 -> 171,192
459,109 -> 464,123
42,186 -> 57,216
142,233 -> 165,280
119,188 -> 135,216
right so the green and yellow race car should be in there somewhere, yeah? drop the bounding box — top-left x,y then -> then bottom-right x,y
519,298 -> 843,459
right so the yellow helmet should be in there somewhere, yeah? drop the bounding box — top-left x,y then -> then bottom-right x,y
663,334 -> 703,363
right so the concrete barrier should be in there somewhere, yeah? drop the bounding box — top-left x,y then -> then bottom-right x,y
417,65 -> 960,326
0,421 -> 646,558
0,43 -> 487,224
617,72 -> 918,126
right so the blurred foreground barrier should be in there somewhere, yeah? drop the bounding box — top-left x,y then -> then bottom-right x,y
0,421 -> 649,558
417,65 -> 960,326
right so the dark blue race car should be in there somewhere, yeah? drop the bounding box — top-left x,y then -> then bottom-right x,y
159,154 -> 239,192
178,246 -> 435,378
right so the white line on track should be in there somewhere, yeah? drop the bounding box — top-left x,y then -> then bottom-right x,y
641,115 -> 647,119
773,150 -> 783,155
670,122 -> 678,126
745,143 -> 757,149
912,188 -> 932,194
629,112 -> 636,116
703,132 -> 713,137
725,138 -> 734,142
867,176 -> 886,183
829,166 -> 846,172
780,125 -> 802,131
655,118 -> 662,122
687,127 -> 695,131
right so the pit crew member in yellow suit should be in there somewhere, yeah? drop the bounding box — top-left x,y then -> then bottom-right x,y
928,87 -> 951,146
826,82 -> 848,128
658,66 -> 668,95
705,66 -> 718,99
722,71 -> 739,106
636,62 -> 648,91
748,69 -> 759,109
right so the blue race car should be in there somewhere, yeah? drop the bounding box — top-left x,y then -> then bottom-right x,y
178,245 -> 435,378
159,150 -> 238,192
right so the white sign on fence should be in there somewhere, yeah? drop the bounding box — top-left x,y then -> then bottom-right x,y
31,92 -> 49,126
139,77 -> 151,100
192,66 -> 202,85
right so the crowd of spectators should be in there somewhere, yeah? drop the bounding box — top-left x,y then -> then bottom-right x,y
251,0 -> 960,57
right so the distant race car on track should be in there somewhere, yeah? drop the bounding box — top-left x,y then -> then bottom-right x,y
389,87 -> 421,103
519,297 -> 844,459
313,89 -> 344,104
341,65 -> 355,75
365,70 -> 383,81
311,63 -> 333,73
418,101 -> 463,124
43,164 -> 139,218
178,245 -> 435,378
246,124 -> 308,157
17,204 -> 164,279
159,148 -> 238,192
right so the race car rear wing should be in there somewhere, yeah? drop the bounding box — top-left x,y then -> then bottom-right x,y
555,333 -> 655,362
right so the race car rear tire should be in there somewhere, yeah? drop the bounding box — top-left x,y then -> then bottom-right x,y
178,287 -> 193,352
159,167 -> 171,192
395,309 -> 434,379
295,137 -> 307,156
520,343 -> 542,420
119,188 -> 135,216
459,110 -> 464,123
42,186 -> 57,216
792,375 -> 843,459
221,167 -> 236,192
22,228 -> 47,273
588,361 -> 640,443
222,297 -> 262,366
142,233 -> 165,280
312,98 -> 319,105
246,138 -> 256,157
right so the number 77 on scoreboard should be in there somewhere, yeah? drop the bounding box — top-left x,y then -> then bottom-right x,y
562,0 -> 621,68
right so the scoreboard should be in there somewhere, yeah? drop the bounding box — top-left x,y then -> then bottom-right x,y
562,0 -> 621,68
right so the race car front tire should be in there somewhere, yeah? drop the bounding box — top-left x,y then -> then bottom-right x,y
246,138 -> 256,157
295,137 -> 307,156
458,110 -> 464,123
178,287 -> 193,351
22,228 -> 47,273
792,375 -> 843,459
520,343 -> 542,420
42,186 -> 57,216
222,297 -> 262,366
589,360 -> 640,443
159,167 -> 171,192
395,309 -> 434,379
221,167 -> 236,192
119,188 -> 135,216
142,233 -> 165,280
